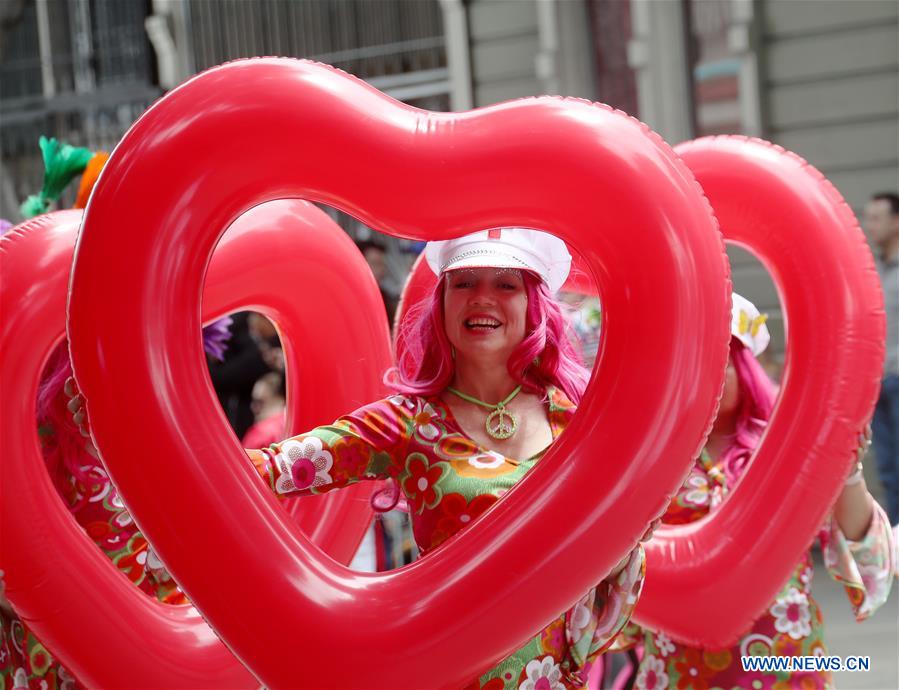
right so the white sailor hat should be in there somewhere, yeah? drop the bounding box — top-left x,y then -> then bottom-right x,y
424,228 -> 572,293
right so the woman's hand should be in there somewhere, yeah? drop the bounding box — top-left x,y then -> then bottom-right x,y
608,518 -> 661,579
834,423 -> 874,541
64,377 -> 98,458
856,424 -> 873,465
842,424 -> 872,487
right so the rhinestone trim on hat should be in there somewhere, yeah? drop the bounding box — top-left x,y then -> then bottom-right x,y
453,267 -> 523,278
439,248 -> 539,274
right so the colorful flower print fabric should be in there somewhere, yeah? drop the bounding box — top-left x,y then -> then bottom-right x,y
250,388 -> 646,689
616,450 -> 895,690
1,440 -> 186,690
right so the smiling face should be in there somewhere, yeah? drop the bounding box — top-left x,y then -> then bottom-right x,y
442,267 -> 530,365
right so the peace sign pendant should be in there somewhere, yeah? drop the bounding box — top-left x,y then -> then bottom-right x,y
485,405 -> 518,440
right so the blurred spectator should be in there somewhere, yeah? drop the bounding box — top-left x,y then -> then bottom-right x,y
241,371 -> 286,449
349,237 -> 416,572
558,291 -> 602,369
357,239 -> 399,326
864,192 -> 899,525
374,511 -> 419,570
247,312 -> 284,372
208,312 -> 271,438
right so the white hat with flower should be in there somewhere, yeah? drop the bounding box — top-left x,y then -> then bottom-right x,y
731,292 -> 770,356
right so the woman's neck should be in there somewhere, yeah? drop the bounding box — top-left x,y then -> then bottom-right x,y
450,355 -> 519,403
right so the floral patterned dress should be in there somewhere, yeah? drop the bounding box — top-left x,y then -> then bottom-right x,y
250,387 -> 646,690
616,450 -> 895,690
1,436 -> 186,690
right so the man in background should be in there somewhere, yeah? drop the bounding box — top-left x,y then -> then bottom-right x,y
357,239 -> 399,327
864,192 -> 899,526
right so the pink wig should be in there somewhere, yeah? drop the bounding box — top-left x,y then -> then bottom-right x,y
37,341 -> 96,503
719,338 -> 778,486
391,271 -> 590,404
37,323 -> 232,505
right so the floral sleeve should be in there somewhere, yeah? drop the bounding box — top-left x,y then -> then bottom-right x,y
607,454 -> 723,652
248,397 -> 410,497
818,499 -> 895,621
142,544 -> 188,604
607,621 -> 642,652
475,546 -> 647,688
571,544 -> 647,668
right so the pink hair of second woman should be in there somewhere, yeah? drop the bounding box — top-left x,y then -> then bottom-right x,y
37,342 -> 97,504
720,338 -> 778,487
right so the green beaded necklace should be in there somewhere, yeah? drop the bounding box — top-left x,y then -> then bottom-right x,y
446,385 -> 522,440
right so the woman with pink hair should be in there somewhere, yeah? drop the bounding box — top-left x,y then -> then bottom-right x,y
0,323 -> 232,689
242,228 -> 651,689
65,227 -> 655,687
611,294 -> 894,690
0,136 -> 234,688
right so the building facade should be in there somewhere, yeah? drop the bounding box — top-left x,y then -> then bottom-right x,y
441,0 -> 899,370
2,0 -> 896,365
